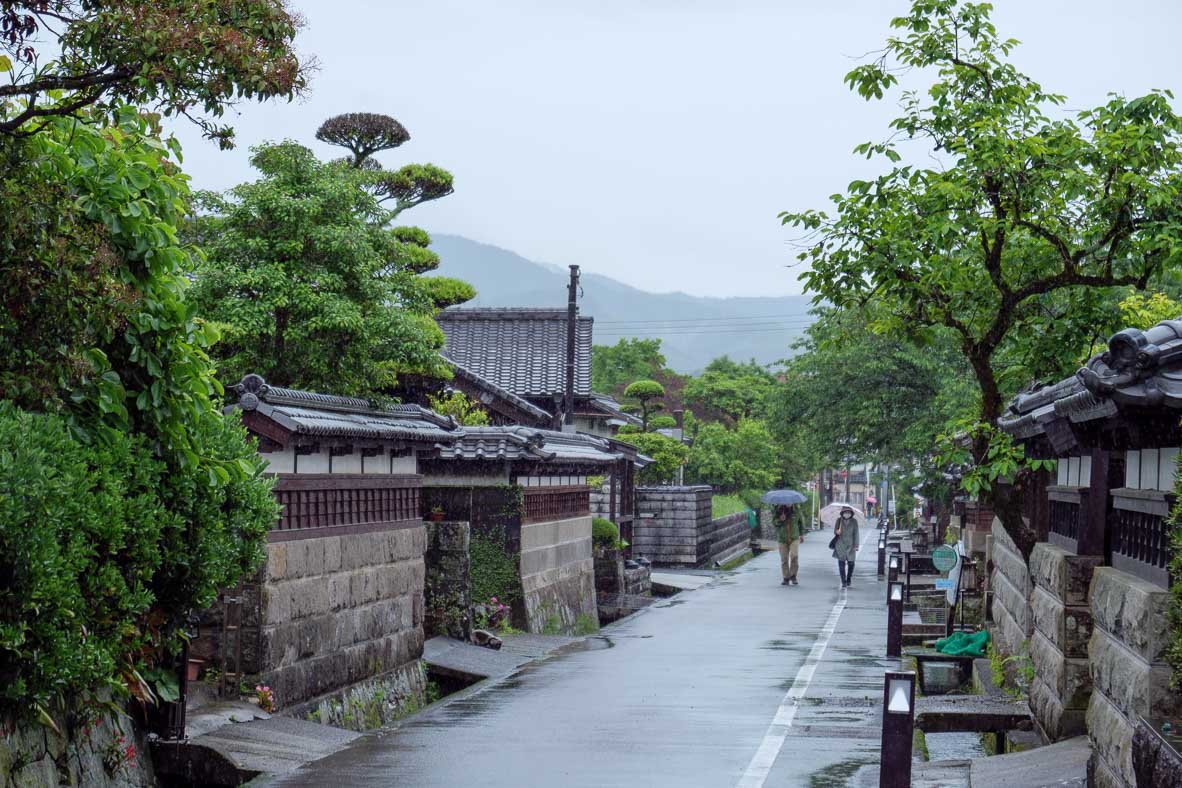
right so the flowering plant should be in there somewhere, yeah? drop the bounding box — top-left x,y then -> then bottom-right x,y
255,684 -> 276,713
474,596 -> 510,631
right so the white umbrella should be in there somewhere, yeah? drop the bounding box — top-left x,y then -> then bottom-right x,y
819,502 -> 866,529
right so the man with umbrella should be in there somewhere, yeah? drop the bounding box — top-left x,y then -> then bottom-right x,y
763,490 -> 808,586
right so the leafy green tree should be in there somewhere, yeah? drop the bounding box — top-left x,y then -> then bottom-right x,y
190,142 -> 453,397
428,391 -> 491,426
683,357 -> 777,425
619,431 -> 689,485
623,379 -> 666,431
317,112 -> 474,313
648,415 -> 678,431
0,1 -> 308,146
591,338 -> 666,394
781,0 -> 1182,555
774,309 -> 975,471
0,109 -> 277,717
686,419 -> 781,493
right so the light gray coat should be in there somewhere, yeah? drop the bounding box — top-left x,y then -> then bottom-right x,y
831,517 -> 859,562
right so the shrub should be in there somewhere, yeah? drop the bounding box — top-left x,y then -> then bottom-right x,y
592,518 -> 620,548
0,110 -> 279,719
0,405 -> 166,709
0,404 -> 276,717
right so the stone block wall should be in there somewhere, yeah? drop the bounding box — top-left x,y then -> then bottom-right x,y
623,565 -> 651,597
256,526 -> 427,709
1086,567 -> 1182,788
0,707 -> 155,788
990,517 -> 1033,658
1027,543 -> 1102,741
632,486 -> 713,567
704,512 -> 750,564
519,515 -> 597,634
424,521 -> 471,641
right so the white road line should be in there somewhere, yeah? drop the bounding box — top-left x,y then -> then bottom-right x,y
736,529 -> 875,788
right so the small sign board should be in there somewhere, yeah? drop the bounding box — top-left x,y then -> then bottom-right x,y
932,545 -> 958,574
935,579 -> 955,590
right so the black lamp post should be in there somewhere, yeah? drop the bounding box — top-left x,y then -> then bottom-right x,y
886,581 -> 904,657
879,671 -> 916,788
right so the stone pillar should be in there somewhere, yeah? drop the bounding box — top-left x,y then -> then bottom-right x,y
1086,567 -> 1182,788
424,521 -> 472,641
633,486 -> 714,567
990,518 -> 1033,658
1027,543 -> 1101,741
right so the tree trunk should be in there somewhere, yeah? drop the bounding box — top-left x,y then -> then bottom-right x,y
969,350 -> 1039,559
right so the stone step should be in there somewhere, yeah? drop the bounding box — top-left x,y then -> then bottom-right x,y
151,713 -> 361,786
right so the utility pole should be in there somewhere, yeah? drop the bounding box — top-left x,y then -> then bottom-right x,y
563,265 -> 580,430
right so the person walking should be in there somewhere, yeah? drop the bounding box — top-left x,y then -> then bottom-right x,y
831,505 -> 859,588
775,504 -> 804,586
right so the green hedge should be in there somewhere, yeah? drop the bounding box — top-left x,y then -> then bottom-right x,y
0,404 -> 275,713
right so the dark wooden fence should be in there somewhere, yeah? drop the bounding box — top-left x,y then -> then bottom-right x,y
523,485 -> 591,524
271,474 -> 422,541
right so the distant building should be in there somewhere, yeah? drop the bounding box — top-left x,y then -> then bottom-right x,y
436,307 -> 641,437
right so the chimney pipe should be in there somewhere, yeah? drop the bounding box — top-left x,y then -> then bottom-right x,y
563,265 -> 580,429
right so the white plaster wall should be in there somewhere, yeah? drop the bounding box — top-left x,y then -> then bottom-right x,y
421,471 -> 510,486
298,450 -> 330,474
332,452 -> 363,474
261,448 -> 295,474
1125,447 -> 1179,491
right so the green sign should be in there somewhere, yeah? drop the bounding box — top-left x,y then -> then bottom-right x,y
932,545 -> 958,574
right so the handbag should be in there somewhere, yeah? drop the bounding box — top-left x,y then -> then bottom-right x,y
827,534 -> 838,550
828,522 -> 841,550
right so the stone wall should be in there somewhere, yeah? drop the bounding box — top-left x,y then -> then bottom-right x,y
632,486 -> 714,567
0,707 -> 155,788
1086,567 -> 1182,788
519,515 -> 597,634
256,526 -> 427,710
424,521 -> 471,641
990,517 -> 1033,658
623,564 -> 651,597
1027,543 -> 1101,741
705,512 -> 750,564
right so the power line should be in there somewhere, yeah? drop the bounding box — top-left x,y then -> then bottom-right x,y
597,326 -> 811,336
596,313 -> 814,325
600,321 -> 813,330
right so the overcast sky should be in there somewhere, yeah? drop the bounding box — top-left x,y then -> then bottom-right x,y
166,0 -> 1182,298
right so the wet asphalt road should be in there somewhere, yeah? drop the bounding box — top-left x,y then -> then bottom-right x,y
269,529 -> 896,788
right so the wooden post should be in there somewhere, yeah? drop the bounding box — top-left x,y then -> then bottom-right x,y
563,265 -> 580,428
1078,448 -> 1110,556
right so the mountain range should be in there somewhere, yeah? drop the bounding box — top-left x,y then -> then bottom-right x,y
429,234 -> 814,374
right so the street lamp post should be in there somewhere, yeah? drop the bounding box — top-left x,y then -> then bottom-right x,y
886,581 -> 904,657
879,671 -> 916,788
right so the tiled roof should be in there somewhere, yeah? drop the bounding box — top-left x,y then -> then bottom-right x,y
231,374 -> 460,443
447,361 -> 553,423
434,426 -> 623,465
588,394 -> 643,426
437,308 -> 593,398
999,317 -> 1182,441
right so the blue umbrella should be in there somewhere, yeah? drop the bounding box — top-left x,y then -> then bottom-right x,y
761,489 -> 807,506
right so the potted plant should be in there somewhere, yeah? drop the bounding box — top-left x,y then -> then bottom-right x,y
428,505 -> 445,522
186,657 -> 205,682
